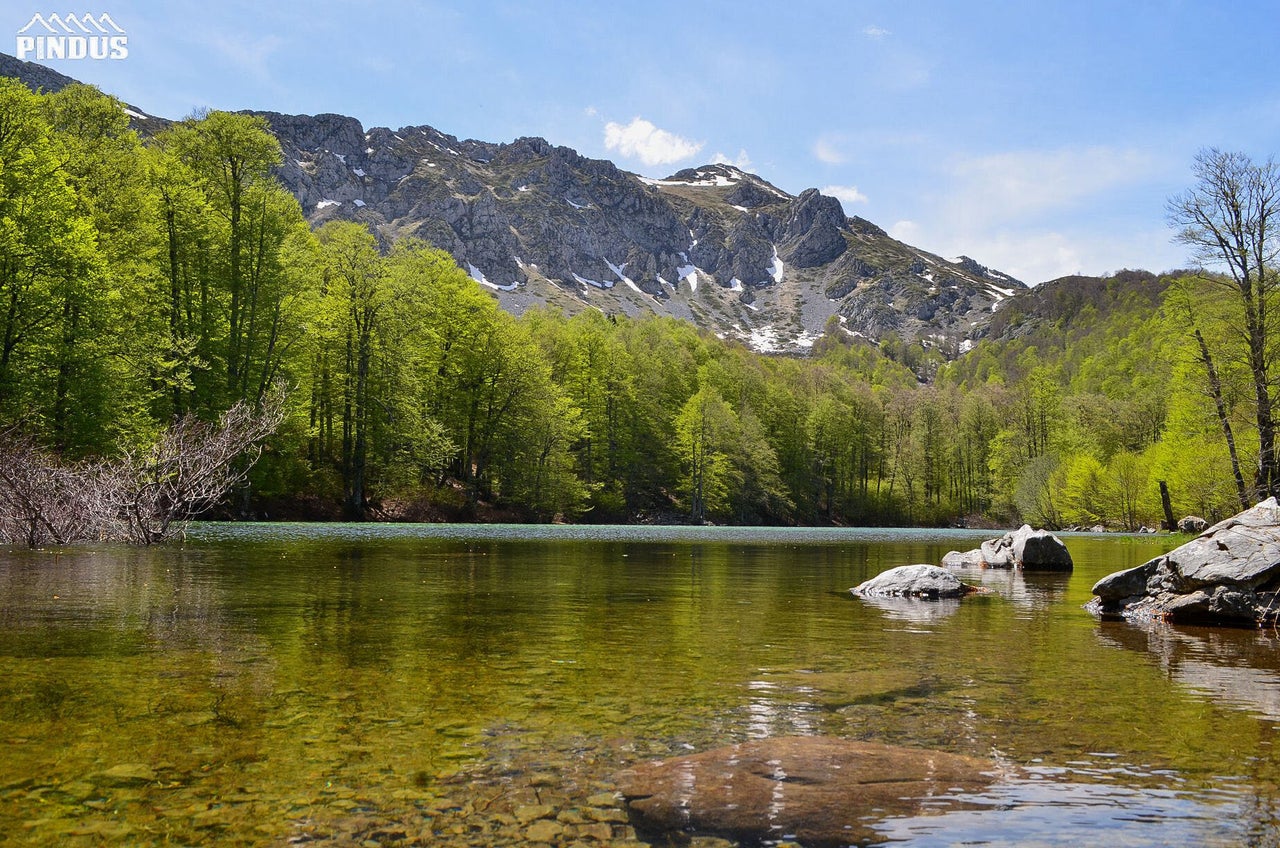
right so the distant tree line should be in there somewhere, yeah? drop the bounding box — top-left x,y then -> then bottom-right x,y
0,77 -> 1272,530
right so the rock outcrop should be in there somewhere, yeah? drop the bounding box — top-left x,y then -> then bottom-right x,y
615,736 -> 996,847
265,111 -> 1026,358
1088,498 -> 1280,626
851,564 -> 978,599
948,525 -> 1073,571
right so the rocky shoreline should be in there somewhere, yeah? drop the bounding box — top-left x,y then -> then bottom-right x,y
1088,498 -> 1280,627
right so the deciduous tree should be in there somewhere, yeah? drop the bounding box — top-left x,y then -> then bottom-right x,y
1169,148 -> 1280,500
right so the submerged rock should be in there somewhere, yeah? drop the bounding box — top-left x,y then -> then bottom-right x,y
1088,497 -> 1280,626
96,763 -> 155,786
615,736 -> 996,847
851,564 -> 977,599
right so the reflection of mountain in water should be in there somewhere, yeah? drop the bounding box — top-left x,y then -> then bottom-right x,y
1097,622 -> 1280,721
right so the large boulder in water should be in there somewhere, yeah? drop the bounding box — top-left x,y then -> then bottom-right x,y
979,536 -> 1017,568
1088,497 -> 1280,626
615,736 -> 996,847
1011,525 -> 1074,570
951,525 -> 1073,571
851,564 -> 977,599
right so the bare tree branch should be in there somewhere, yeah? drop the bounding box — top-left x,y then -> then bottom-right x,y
0,390 -> 287,547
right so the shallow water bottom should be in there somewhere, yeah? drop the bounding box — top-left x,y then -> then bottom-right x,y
0,524 -> 1278,846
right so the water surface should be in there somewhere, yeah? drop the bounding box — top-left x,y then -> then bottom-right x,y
1,525 -> 1277,846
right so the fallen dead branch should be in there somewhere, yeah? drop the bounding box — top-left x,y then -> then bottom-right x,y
0,391 -> 286,547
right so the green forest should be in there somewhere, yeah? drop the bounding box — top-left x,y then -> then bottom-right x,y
1,78 -> 1270,529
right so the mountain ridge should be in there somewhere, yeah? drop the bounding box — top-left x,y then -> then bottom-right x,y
259,107 -> 1027,354
1,51 -> 1027,354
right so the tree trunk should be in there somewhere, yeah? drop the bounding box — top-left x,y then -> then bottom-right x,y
1159,480 -> 1176,531
1192,326 -> 1250,510
165,202 -> 184,415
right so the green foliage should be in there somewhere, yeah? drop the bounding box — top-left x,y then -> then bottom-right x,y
675,387 -> 741,522
0,83 -> 1265,527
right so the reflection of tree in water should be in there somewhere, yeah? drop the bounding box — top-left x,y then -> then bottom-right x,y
1096,621 -> 1280,844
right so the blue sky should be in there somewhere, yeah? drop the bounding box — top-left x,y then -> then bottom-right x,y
13,0 -> 1280,283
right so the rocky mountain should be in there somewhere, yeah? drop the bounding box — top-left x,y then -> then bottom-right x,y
262,111 -> 1025,354
2,52 -> 1026,354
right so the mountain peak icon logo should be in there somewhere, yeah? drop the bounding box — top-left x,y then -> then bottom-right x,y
15,12 -> 128,60
18,13 -> 124,34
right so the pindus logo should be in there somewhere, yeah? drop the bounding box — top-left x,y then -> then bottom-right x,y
16,13 -> 128,61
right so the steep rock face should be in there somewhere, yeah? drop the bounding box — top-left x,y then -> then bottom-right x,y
0,51 -> 166,131
0,51 -> 77,93
780,188 -> 848,268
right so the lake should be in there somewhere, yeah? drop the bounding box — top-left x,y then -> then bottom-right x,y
1,524 -> 1278,847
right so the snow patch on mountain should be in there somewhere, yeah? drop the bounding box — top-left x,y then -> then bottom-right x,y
573,272 -> 613,290
606,259 -> 644,294
677,264 -> 699,292
768,246 -> 784,284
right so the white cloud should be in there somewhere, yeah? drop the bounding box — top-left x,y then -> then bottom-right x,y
603,117 -> 703,167
889,220 -> 920,242
881,145 -> 1182,284
584,106 -> 598,117
712,149 -> 753,171
904,225 -> 1185,285
863,25 -> 890,39
948,146 -> 1156,225
889,218 -> 1085,282
900,145 -> 1171,281
813,136 -> 846,164
941,231 -> 1083,284
822,185 -> 869,210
